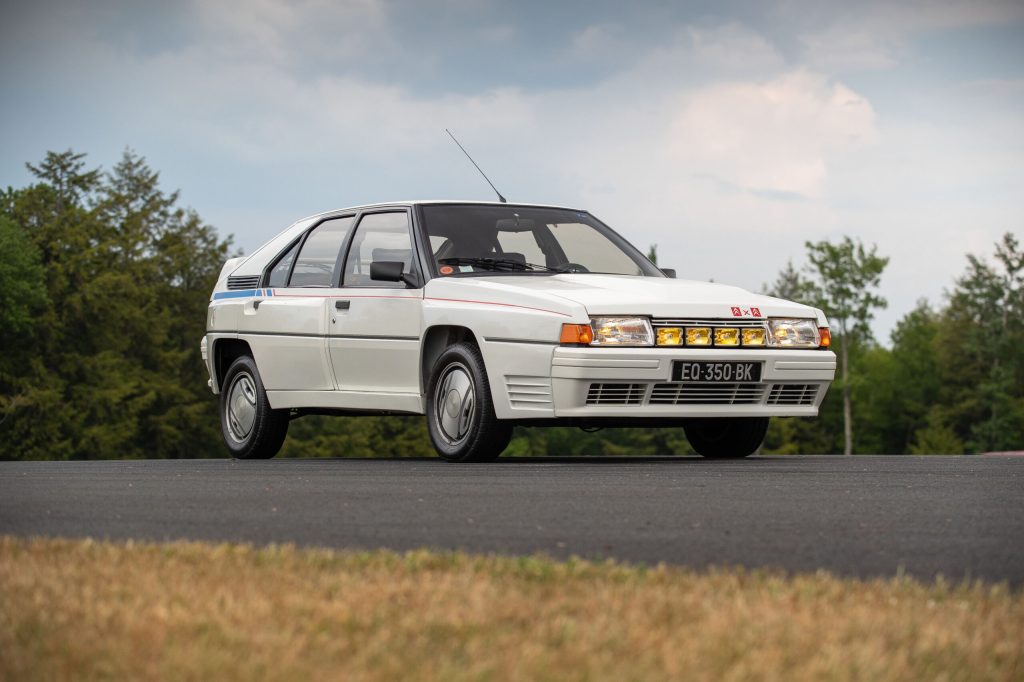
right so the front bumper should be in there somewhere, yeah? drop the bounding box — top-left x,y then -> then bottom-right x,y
549,347 -> 836,418
200,335 -> 213,391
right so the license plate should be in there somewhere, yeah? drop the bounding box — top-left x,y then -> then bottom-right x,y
671,361 -> 762,383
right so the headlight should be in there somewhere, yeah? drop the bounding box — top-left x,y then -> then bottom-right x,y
589,317 -> 654,346
767,318 -> 820,348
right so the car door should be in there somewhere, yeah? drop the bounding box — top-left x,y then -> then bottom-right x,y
327,210 -> 424,398
237,215 -> 355,391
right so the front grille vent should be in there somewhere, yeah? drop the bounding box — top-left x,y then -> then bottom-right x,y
650,383 -> 765,405
767,384 -> 819,406
227,275 -> 261,290
586,383 -> 645,405
651,318 -> 766,329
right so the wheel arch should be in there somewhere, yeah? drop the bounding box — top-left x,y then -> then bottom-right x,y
420,325 -> 480,394
213,338 -> 254,393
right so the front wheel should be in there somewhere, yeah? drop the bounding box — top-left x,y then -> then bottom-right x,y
219,356 -> 289,459
683,417 -> 769,459
426,342 -> 512,462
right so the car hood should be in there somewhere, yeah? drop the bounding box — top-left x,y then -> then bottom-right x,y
428,274 -> 827,325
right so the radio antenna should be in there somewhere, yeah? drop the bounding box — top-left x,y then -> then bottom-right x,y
445,128 -> 506,203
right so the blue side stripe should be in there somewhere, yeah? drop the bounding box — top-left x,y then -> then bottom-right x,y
213,288 -> 274,300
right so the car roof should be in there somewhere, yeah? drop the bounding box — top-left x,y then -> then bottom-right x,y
296,200 -> 586,223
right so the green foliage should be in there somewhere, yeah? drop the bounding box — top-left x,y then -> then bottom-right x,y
764,235 -> 1023,455
0,216 -> 48,341
849,302 -> 943,454
279,418 -> 695,458
507,426 -> 693,457
0,215 -> 51,430
280,416 -> 436,458
909,412 -> 965,455
0,149 -> 231,459
762,241 -> 891,455
804,238 -> 889,344
931,232 -> 1024,452
802,237 -> 889,455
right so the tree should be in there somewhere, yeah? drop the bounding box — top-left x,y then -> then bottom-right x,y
0,216 -> 48,341
762,260 -> 819,305
931,233 -> 1024,452
24,150 -> 101,215
0,216 -> 50,429
804,237 -> 889,455
0,149 -> 233,460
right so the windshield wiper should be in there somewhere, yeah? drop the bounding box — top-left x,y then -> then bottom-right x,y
438,257 -> 557,272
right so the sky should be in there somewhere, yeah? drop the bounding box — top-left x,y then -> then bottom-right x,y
2,0 -> 1023,341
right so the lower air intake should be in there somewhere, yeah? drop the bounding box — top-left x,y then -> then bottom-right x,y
767,384 -> 819,406
650,383 -> 765,405
585,383 -> 645,405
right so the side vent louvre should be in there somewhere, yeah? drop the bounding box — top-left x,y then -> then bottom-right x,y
505,376 -> 552,409
586,383 -> 645,406
227,275 -> 261,290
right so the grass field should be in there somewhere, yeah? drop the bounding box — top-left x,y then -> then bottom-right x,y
1,537 -> 1021,681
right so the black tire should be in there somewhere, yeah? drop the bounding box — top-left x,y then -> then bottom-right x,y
683,417 -> 769,459
219,356 -> 289,459
425,342 -> 513,462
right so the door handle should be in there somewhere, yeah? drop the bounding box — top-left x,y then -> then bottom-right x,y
335,300 -> 350,310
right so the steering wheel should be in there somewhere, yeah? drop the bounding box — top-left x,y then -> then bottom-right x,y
556,262 -> 590,273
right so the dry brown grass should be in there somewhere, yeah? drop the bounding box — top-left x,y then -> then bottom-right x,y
1,537 -> 1021,681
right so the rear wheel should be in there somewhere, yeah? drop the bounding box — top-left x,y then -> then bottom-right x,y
684,417 -> 769,459
219,356 -> 289,459
426,342 -> 512,462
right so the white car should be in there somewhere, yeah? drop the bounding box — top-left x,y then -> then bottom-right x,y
202,201 -> 835,462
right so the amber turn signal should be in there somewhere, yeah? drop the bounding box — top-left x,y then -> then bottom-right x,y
819,327 -> 831,348
560,323 -> 594,345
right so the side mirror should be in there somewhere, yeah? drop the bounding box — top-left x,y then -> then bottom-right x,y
370,261 -> 419,287
661,268 -> 677,279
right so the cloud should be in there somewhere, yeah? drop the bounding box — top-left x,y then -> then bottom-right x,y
793,0 -> 1024,72
800,29 -> 899,72
24,5 -> 878,254
189,0 -> 390,63
685,24 -> 785,73
667,71 -> 877,197
570,24 -> 621,59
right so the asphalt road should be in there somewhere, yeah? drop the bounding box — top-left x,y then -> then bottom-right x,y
1,456 -> 1021,584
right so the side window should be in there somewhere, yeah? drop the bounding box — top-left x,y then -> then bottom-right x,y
343,212 -> 414,288
266,241 -> 299,287
289,216 -> 355,287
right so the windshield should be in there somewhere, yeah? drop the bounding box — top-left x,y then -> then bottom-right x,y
418,204 -> 663,277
